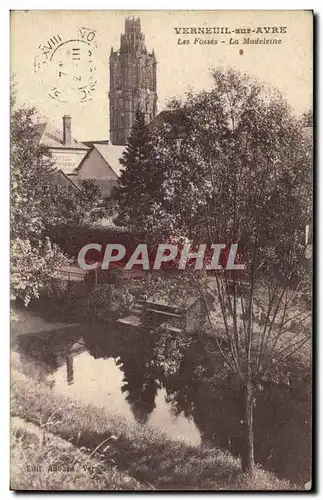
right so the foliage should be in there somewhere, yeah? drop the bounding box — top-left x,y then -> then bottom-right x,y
140,272 -> 201,310
10,91 -> 103,304
47,223 -> 142,258
71,284 -> 136,323
10,105 -> 69,305
133,68 -> 312,369
11,237 -> 68,306
48,279 -> 141,324
113,110 -> 165,238
146,69 -> 312,277
111,68 -> 312,473
46,179 -> 102,228
300,109 -> 313,127
154,326 -> 192,376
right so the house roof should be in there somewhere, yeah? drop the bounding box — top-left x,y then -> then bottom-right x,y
34,122 -> 89,150
95,144 -> 125,177
82,140 -> 110,147
76,144 -> 125,177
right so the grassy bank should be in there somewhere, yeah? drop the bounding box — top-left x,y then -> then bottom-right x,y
11,416 -> 143,491
11,357 -> 293,491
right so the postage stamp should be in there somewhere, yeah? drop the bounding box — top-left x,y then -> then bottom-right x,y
34,26 -> 98,104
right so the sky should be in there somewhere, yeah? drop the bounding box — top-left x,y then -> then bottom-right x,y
11,10 -> 313,141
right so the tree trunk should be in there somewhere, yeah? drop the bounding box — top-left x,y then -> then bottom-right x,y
241,379 -> 255,474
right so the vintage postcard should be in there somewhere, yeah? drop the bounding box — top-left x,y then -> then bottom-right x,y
10,10 -> 313,491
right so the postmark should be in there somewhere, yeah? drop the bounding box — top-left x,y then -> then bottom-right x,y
34,27 -> 98,104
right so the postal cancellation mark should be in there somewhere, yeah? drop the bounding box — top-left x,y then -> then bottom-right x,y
34,27 -> 98,104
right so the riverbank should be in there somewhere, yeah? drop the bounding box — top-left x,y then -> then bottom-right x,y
11,355 -> 292,491
11,416 -> 143,491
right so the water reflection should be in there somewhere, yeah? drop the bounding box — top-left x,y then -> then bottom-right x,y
13,321 -> 311,484
52,354 -> 136,421
13,327 -> 201,446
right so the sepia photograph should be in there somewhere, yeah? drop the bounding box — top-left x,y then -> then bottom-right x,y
10,9 -> 313,491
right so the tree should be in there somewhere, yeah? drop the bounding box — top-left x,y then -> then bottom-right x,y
10,94 -> 102,305
113,110 -> 165,239
10,103 -> 68,305
45,178 -> 102,228
301,109 -> 313,128
122,69 -> 312,473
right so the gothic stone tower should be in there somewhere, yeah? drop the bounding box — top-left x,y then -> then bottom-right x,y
109,17 -> 157,145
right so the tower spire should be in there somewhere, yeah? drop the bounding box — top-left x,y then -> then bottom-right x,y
109,17 -> 157,145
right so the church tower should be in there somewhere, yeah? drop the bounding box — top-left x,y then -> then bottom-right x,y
109,17 -> 157,145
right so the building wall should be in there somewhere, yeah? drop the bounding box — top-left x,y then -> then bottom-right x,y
77,148 -> 118,198
51,170 -> 79,192
51,149 -> 88,174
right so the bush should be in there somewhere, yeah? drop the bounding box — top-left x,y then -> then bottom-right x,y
46,224 -> 145,259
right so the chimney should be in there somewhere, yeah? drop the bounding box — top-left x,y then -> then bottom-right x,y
63,115 -> 72,146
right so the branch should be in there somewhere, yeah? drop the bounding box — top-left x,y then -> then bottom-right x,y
275,337 -> 310,364
191,272 -> 235,374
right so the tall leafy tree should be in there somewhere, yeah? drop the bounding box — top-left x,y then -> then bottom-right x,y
10,104 -> 68,305
10,94 -> 101,305
122,69 -> 312,473
45,179 -> 102,228
113,110 -> 164,239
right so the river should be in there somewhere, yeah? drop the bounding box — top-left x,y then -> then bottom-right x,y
11,306 -> 311,485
